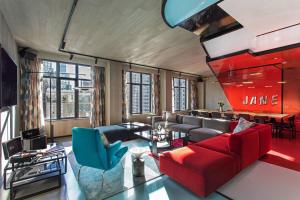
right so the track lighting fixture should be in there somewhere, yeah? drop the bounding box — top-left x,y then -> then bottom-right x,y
69,54 -> 74,60
95,58 -> 98,64
130,63 -> 132,69
61,41 -> 66,49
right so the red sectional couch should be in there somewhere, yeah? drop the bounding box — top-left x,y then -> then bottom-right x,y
159,121 -> 272,197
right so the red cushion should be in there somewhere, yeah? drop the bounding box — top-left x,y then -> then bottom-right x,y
194,134 -> 231,155
160,145 -> 240,197
252,124 -> 272,156
229,128 -> 260,169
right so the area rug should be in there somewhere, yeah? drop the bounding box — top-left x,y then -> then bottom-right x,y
67,139 -> 162,200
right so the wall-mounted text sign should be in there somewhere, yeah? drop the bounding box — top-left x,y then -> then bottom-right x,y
242,95 -> 278,106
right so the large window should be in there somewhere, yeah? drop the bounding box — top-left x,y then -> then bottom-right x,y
173,77 -> 187,111
126,72 -> 152,114
42,60 -> 92,119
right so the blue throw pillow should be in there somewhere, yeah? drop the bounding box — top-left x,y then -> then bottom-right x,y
233,117 -> 255,133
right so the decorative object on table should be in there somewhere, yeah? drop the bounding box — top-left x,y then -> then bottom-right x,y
21,128 -> 47,151
72,127 -> 128,189
218,101 -> 225,112
130,147 -> 146,177
2,137 -> 23,160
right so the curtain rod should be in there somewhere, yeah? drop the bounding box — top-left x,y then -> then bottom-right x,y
58,0 -> 201,78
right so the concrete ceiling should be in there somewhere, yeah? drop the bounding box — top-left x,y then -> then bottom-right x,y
0,0 -> 211,75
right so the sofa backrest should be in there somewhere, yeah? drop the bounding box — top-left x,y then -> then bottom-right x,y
252,123 -> 272,157
202,118 -> 231,133
229,128 -> 260,169
182,116 -> 203,126
229,121 -> 272,158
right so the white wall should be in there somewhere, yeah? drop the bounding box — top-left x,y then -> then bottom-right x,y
0,11 -> 19,180
204,76 -> 232,111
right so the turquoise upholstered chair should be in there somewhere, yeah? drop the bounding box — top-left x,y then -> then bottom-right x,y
72,127 -> 128,188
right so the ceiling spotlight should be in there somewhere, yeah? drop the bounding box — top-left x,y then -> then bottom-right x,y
61,41 -> 66,49
242,81 -> 253,84
277,81 -> 287,84
265,85 -> 273,88
248,86 -> 255,89
273,57 -> 278,60
222,82 -> 234,85
69,54 -> 74,60
236,84 -> 244,87
249,72 -> 262,76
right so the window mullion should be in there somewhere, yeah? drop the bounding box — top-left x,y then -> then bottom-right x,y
140,73 -> 142,114
57,62 -> 61,119
75,64 -> 79,118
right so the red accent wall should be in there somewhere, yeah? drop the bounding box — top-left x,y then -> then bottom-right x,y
208,47 -> 300,116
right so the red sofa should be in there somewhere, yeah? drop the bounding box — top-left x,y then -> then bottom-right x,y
159,121 -> 272,197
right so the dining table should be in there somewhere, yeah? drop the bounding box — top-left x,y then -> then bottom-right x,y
195,109 -> 290,121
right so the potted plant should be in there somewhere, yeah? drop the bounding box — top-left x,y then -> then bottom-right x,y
218,101 -> 225,112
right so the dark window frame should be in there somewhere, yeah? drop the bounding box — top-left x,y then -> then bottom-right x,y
127,71 -> 152,114
42,59 -> 91,120
173,77 -> 187,111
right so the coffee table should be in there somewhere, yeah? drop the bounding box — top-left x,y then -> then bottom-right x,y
118,122 -> 152,133
134,130 -> 189,157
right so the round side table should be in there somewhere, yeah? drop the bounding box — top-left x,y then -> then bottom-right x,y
130,147 -> 146,177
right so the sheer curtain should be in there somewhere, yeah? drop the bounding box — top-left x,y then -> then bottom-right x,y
90,66 -> 106,127
190,79 -> 199,110
152,72 -> 161,115
121,69 -> 129,123
19,57 -> 44,131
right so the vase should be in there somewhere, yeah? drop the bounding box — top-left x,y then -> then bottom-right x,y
219,106 -> 224,112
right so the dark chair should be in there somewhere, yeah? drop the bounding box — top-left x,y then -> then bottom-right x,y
254,116 -> 268,124
280,115 -> 296,139
269,118 -> 281,137
199,112 -> 211,118
238,114 -> 251,121
211,112 -> 222,119
223,113 -> 234,120
191,111 -> 199,116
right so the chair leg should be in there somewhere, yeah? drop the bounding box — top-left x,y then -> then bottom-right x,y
121,157 -> 126,169
101,170 -> 106,190
77,166 -> 83,181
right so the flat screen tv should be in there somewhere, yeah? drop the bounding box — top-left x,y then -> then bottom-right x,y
0,47 -> 18,108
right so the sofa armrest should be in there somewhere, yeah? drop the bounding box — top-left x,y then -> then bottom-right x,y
152,116 -> 163,128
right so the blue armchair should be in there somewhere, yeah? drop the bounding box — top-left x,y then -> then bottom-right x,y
72,127 -> 128,187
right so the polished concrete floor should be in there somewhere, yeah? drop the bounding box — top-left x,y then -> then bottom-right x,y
2,136 -> 300,200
